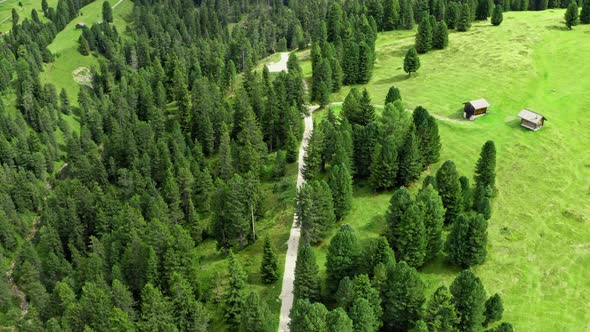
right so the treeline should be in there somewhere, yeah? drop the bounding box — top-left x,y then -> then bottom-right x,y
291,226 -> 512,332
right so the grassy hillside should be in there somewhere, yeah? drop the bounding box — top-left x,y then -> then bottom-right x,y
0,0 -> 58,32
302,10 -> 590,331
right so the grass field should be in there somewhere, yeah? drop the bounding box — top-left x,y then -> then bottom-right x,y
0,0 -> 58,32
302,10 -> 590,331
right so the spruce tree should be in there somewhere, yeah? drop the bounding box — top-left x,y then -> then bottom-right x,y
460,176 -> 472,211
358,41 -> 374,83
240,292 -> 272,332
290,299 -> 328,332
416,185 -> 445,262
474,140 -> 497,193
457,3 -> 473,31
435,160 -> 463,224
403,47 -> 421,77
397,124 -> 423,186
335,277 -> 355,310
352,274 -> 383,327
476,0 -> 492,20
385,187 -> 427,268
225,250 -> 247,327
79,35 -> 90,56
260,236 -> 279,284
358,89 -> 376,126
293,244 -> 321,302
581,0 -> 590,23
385,86 -> 402,104
451,270 -> 487,332
342,39 -> 360,84
342,88 -> 361,125
565,0 -> 579,29
415,13 -> 433,54
349,298 -> 379,332
102,1 -> 113,23
413,106 -> 441,167
382,261 -> 426,331
326,224 -> 361,294
327,308 -> 354,332
445,214 -> 488,267
484,293 -> 504,326
432,21 -> 449,49
383,0 -> 398,30
285,128 -> 299,163
329,164 -> 353,220
369,136 -> 399,191
297,180 -> 335,244
491,5 -> 504,25
424,286 -> 460,331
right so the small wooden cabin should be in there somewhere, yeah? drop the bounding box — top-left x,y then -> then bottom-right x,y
463,99 -> 490,120
75,22 -> 86,29
517,109 -> 546,131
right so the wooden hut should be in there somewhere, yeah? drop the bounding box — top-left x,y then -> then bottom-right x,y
75,22 -> 86,29
463,98 -> 490,120
517,109 -> 546,131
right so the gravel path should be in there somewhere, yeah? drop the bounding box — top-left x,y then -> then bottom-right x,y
112,0 -> 124,9
267,52 -> 290,73
278,104 -> 318,332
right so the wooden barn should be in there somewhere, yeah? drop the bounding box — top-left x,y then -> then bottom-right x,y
517,109 -> 546,131
463,98 -> 490,120
75,22 -> 86,29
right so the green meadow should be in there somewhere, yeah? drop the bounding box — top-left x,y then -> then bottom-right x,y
300,10 -> 590,331
0,0 -> 58,32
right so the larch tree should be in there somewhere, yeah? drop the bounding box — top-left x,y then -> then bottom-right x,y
424,286 -> 460,331
403,47 -> 421,76
385,187 -> 427,268
435,160 -> 463,224
415,13 -> 433,53
445,214 -> 488,267
293,244 -> 321,302
326,224 -> 361,294
260,236 -> 279,284
484,293 -> 504,326
450,270 -> 487,332
491,5 -> 504,25
416,184 -> 445,262
565,1 -> 579,29
382,261 -> 426,331
329,164 -> 353,220
432,21 -> 449,49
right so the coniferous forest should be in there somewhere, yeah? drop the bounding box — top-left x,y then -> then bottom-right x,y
0,0 -> 588,330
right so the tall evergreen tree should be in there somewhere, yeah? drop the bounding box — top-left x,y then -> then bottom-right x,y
290,299 -> 328,332
403,47 -> 421,77
385,187 -> 427,268
413,106 -> 441,167
102,1 -> 113,23
260,236 -> 279,284
450,270 -> 487,332
382,261 -> 426,331
491,5 -> 504,25
329,164 -> 353,220
297,180 -> 335,244
385,86 -> 402,104
328,308 -> 354,332
432,21 -> 449,49
457,3 -> 473,31
415,13 -> 433,53
293,244 -> 321,302
484,293 -> 504,326
476,0 -> 493,19
474,140 -> 497,192
445,214 -> 488,267
565,0 -> 579,26
424,286 -> 460,331
79,35 -> 90,56
397,124 -> 423,186
435,160 -> 463,224
358,41 -> 374,84
581,0 -> 590,23
326,224 -> 361,294
416,184 -> 445,262
240,292 -> 273,332
349,298 -> 379,332
225,250 -> 247,327
369,136 -> 399,191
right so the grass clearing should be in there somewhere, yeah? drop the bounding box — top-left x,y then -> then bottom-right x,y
0,0 -> 58,32
307,10 -> 590,331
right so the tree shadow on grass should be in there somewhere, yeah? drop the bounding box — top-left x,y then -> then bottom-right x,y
545,25 -> 568,31
373,74 -> 410,86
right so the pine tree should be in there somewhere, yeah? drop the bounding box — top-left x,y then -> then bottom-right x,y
432,21 -> 449,49
415,13 -> 433,53
386,187 -> 427,268
293,244 -> 321,302
260,236 -> 279,284
240,292 -> 273,332
349,298 -> 379,332
397,124 -> 423,186
436,160 -> 463,224
416,185 -> 445,262
457,3 -> 473,31
385,86 -> 402,104
474,140 -> 497,193
329,164 -> 353,220
451,270 -> 487,332
445,214 -> 488,267
225,250 -> 247,327
565,0 -> 579,29
102,1 -> 113,23
403,47 -> 421,77
424,286 -> 460,331
78,35 -> 90,56
581,0 -> 590,23
491,5 -> 504,25
328,308 -> 354,332
382,261 -> 426,331
326,224 -> 361,294
484,293 -> 504,326
369,136 -> 399,191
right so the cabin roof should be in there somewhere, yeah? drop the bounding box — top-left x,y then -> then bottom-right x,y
76,22 -> 86,27
517,109 -> 545,122
465,98 -> 490,110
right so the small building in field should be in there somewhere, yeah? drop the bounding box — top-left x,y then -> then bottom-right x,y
463,98 -> 490,120
75,22 -> 86,29
517,109 -> 546,131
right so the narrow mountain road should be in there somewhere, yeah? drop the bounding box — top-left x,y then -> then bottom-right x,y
112,0 -> 124,9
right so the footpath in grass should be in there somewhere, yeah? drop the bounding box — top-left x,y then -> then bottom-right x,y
0,0 -> 58,32
306,10 -> 590,331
